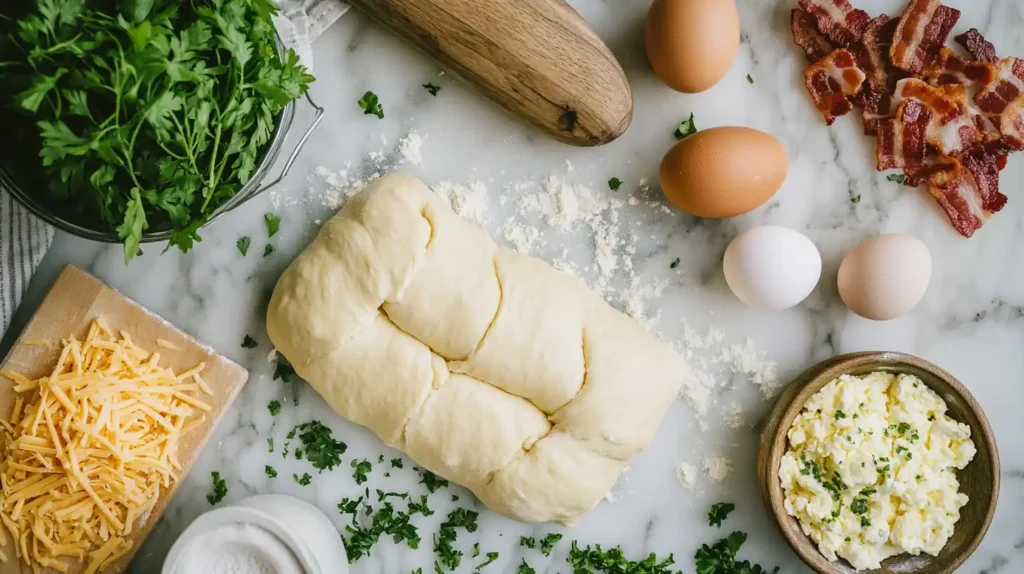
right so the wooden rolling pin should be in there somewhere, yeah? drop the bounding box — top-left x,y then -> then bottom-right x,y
348,0 -> 633,146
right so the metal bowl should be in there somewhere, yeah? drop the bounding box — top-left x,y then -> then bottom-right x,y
0,42 -> 324,244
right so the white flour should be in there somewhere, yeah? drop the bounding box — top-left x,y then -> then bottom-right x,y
433,180 -> 489,225
171,523 -> 303,574
702,456 -> 733,482
675,461 -> 698,490
398,130 -> 423,166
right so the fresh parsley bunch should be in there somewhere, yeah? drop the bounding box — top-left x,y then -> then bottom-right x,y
0,0 -> 314,262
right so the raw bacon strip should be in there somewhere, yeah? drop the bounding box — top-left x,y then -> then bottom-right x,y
792,8 -> 835,62
804,49 -> 867,125
975,57 -> 1024,118
890,0 -> 960,73
955,28 -> 998,64
924,47 -> 996,86
797,0 -> 871,47
877,99 -> 930,171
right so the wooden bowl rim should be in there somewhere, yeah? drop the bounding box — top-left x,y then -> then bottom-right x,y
757,351 -> 1000,574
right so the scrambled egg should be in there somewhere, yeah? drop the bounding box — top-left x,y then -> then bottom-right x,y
779,372 -> 975,570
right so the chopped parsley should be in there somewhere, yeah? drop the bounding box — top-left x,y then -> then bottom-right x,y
408,495 -> 434,517
391,458 -> 404,468
237,236 -> 251,256
241,335 -> 258,349
273,357 -> 297,382
358,91 -> 384,118
423,83 -> 441,96
294,472 -> 312,486
860,516 -> 872,528
377,489 -> 409,502
265,465 -> 278,479
746,74 -> 754,84
851,195 -> 861,203
520,536 -> 537,549
268,400 -> 281,416
472,543 -> 481,558
608,177 -> 623,191
569,541 -> 678,574
434,508 -> 479,570
352,459 -> 372,484
518,560 -> 536,574
263,244 -> 275,257
674,113 -> 697,140
850,498 -> 868,515
419,469 -> 449,493
670,257 -> 680,269
291,421 -> 347,472
708,502 -> 736,528
694,531 -> 778,574
539,533 -> 563,557
267,438 -> 274,453
896,422 -> 911,434
207,472 -> 227,505
265,213 -> 281,237
887,173 -> 906,185
341,497 -> 422,561
835,410 -> 847,420
475,552 -> 499,569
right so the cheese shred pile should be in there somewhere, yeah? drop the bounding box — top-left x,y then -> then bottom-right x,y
0,319 -> 211,573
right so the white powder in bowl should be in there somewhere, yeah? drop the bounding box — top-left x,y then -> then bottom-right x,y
172,522 -> 304,574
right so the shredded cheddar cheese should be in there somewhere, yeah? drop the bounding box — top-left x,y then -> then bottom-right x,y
0,320 -> 211,573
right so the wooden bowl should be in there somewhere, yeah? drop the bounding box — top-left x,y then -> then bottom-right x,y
757,352 -> 999,574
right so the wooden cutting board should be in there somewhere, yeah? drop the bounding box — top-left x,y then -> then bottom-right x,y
0,265 -> 248,573
349,0 -> 633,146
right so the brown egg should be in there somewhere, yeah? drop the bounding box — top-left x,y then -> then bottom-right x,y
660,127 -> 788,218
644,0 -> 740,93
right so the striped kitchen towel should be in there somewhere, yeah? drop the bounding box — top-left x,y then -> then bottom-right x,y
0,190 -> 52,338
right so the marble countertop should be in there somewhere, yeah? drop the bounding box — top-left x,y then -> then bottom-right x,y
2,0 -> 1023,572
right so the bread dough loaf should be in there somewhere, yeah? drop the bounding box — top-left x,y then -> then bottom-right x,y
267,174 -> 681,525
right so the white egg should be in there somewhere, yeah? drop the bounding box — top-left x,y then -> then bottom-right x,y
723,226 -> 822,310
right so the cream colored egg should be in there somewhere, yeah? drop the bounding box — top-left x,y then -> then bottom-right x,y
723,226 -> 822,310
838,234 -> 932,321
644,0 -> 740,93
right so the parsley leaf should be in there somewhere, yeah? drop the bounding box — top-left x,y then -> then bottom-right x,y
674,113 -> 697,140
207,472 -> 227,505
887,173 -> 907,185
273,357 -> 297,382
423,83 -> 441,96
608,177 -> 623,191
291,421 -> 347,472
708,502 -> 736,528
241,335 -> 258,349
359,91 -> 384,118
476,552 -> 499,569
539,533 -> 562,557
265,212 -> 281,237
517,560 -> 536,574
265,465 -> 278,478
268,400 -> 281,416
520,536 -> 537,549
263,244 -> 275,257
294,472 -> 312,486
352,459 -> 372,484
852,195 -> 862,203
670,257 -> 680,269
746,74 -> 755,84
391,458 -> 404,468
434,508 -> 479,570
419,469 -> 449,493
267,437 -> 274,453
694,531 -> 778,574
237,236 -> 251,256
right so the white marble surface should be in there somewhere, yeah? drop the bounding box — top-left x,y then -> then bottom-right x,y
3,1 -> 1024,572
